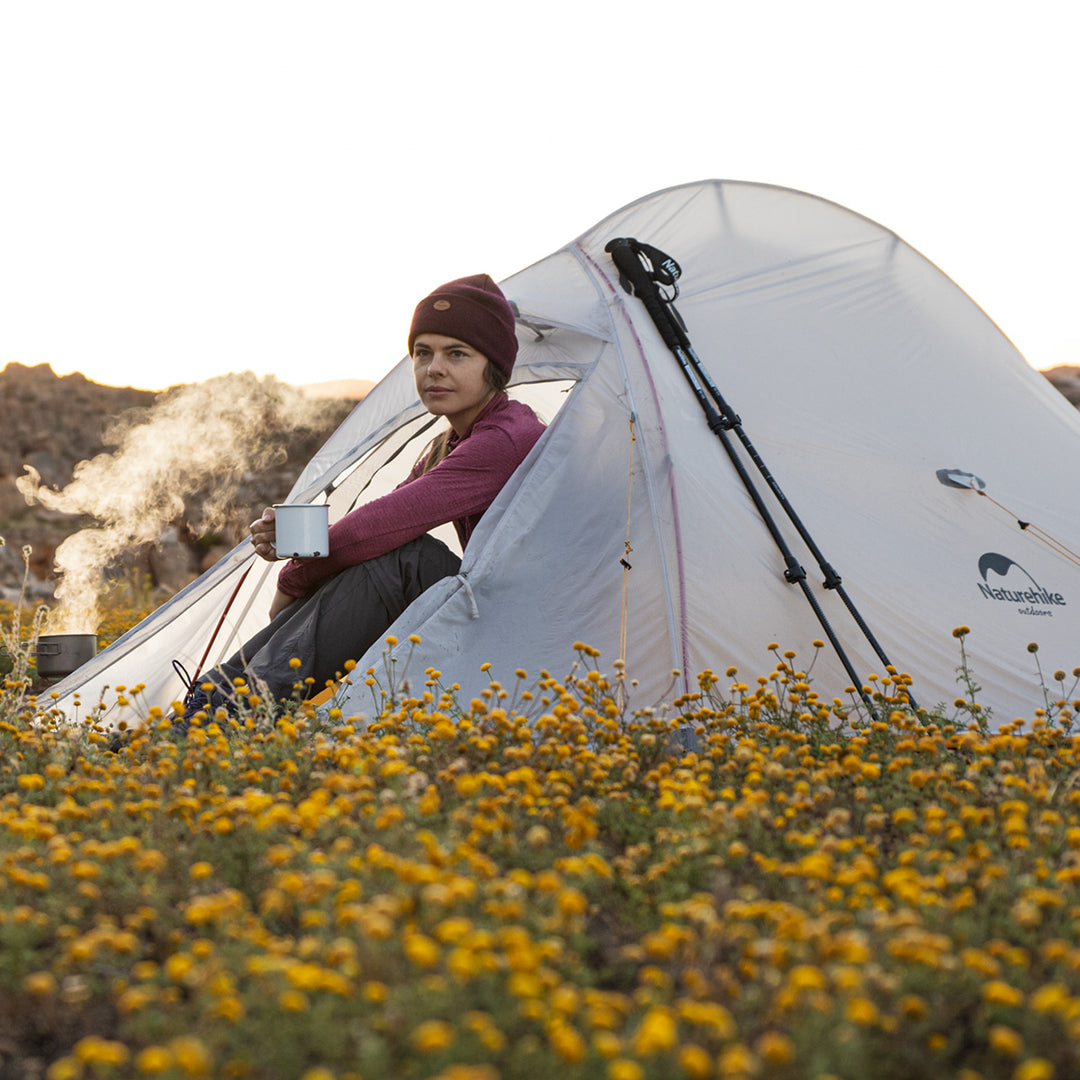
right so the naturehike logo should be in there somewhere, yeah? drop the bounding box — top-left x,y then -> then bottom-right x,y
977,553 -> 1066,616
660,257 -> 681,281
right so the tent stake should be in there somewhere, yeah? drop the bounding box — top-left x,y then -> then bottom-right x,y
606,237 -> 916,715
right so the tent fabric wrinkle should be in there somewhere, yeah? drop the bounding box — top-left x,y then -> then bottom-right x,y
47,179 -> 1080,730
593,251 -> 693,693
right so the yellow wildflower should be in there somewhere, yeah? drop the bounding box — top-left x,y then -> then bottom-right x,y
46,1059 -> 81,1080
404,933 -> 441,968
164,953 -> 194,983
593,1030 -> 622,1058
756,1030 -> 796,1065
632,1006 -> 677,1055
898,994 -> 928,1019
411,1019 -> 456,1053
717,1043 -> 758,1078
845,997 -> 878,1026
1014,1061 -> 1054,1080
23,971 -> 58,997
549,1021 -> 587,1064
279,990 -> 309,1012
167,1037 -> 212,1080
1030,983 -> 1071,1015
73,1036 -> 130,1067
984,981 -> 1025,1007
135,1047 -> 175,1075
788,965 -> 827,991
678,1044 -> 713,1079
556,888 -> 589,916
989,1025 -> 1024,1057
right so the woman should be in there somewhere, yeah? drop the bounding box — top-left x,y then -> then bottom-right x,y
180,273 -> 545,719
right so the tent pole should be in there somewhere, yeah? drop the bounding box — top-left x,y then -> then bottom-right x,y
606,237 -> 916,714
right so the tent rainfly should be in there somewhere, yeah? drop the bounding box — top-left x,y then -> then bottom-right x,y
49,181 -> 1080,730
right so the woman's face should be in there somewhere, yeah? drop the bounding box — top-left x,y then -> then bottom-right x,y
412,332 -> 495,436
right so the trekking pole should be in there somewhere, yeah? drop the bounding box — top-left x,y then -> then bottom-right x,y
605,237 -> 915,713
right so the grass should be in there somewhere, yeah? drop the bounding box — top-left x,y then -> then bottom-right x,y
0,591 -> 1079,1080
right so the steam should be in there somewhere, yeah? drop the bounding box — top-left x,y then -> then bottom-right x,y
17,372 -> 328,633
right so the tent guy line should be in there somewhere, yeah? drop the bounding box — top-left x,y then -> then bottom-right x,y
974,490 -> 1080,573
939,469 -> 1080,572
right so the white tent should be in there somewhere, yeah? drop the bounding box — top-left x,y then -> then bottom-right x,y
50,180 -> 1080,728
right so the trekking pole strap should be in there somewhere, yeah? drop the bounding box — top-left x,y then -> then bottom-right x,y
606,239 -> 732,433
605,238 -> 690,354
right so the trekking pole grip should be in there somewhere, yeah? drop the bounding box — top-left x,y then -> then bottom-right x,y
605,238 -> 687,353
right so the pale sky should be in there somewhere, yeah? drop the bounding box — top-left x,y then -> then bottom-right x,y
3,1 -> 1076,390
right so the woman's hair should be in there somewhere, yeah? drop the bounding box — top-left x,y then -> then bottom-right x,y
483,360 -> 510,395
417,360 -> 509,475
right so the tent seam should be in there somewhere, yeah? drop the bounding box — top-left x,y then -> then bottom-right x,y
575,243 -> 692,697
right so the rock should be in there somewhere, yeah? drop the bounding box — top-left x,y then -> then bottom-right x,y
0,542 -> 28,593
1043,366 -> 1080,407
200,543 -> 234,573
22,450 -> 69,489
147,526 -> 199,593
0,541 -> 55,601
27,539 -> 57,582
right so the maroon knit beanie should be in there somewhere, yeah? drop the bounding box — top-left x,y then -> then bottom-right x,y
408,273 -> 519,377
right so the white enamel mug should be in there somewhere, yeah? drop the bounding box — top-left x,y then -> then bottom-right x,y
273,503 -> 330,558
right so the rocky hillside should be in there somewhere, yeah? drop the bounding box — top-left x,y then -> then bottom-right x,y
1044,365 -> 1080,407
0,363 -> 358,602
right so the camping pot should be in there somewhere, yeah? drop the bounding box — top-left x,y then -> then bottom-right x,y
35,634 -> 98,679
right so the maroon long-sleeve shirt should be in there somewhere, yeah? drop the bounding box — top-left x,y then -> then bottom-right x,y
276,392 -> 546,598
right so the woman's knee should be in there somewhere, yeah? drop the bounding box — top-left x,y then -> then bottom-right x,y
399,535 -> 462,595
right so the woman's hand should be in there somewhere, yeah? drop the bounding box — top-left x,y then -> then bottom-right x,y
251,511 -> 302,618
250,507 -> 278,561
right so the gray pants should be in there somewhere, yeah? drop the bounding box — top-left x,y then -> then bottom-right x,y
208,535 -> 461,703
